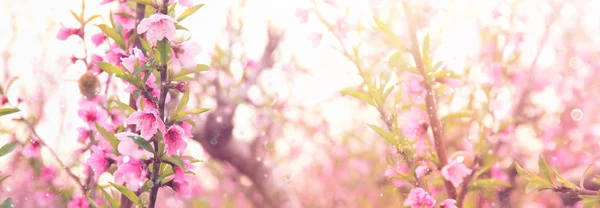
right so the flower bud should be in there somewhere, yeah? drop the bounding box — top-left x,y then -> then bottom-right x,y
450,151 -> 475,167
78,71 -> 100,99
174,82 -> 188,93
0,96 -> 8,105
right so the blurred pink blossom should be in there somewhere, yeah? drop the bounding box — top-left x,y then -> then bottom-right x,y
171,41 -> 201,73
442,158 -> 473,187
404,188 -> 436,208
22,141 -> 40,158
91,33 -> 106,46
114,155 -> 147,191
401,73 -> 426,103
67,196 -> 89,208
121,47 -> 147,72
440,199 -> 458,208
57,26 -> 80,41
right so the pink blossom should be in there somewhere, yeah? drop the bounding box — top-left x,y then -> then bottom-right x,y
113,155 -> 147,191
171,41 -> 201,73
183,159 -> 197,171
440,199 -> 458,208
121,47 -> 147,72
57,26 -> 80,40
164,125 -> 188,156
91,33 -> 106,46
77,127 -> 89,143
415,165 -> 429,178
87,145 -> 110,177
179,121 -> 193,138
78,99 -> 109,129
115,132 -> 152,160
126,108 -> 165,139
114,3 -> 135,31
295,8 -> 309,23
173,167 -> 192,198
441,158 -> 473,187
110,109 -> 126,127
401,73 -> 426,103
90,54 -> 104,74
137,14 -> 177,43
41,166 -> 57,183
484,63 -> 503,87
67,195 -> 89,208
22,141 -> 40,158
178,0 -> 195,7
104,44 -> 128,66
404,188 -> 436,208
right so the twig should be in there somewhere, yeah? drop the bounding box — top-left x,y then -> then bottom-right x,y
400,0 -> 456,199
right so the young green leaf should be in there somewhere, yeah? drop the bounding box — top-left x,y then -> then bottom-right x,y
109,182 -> 141,205
97,24 -> 125,49
156,39 -> 171,65
552,167 -> 578,189
128,135 -> 154,153
95,122 -> 119,151
515,162 -> 534,181
177,4 -> 205,22
100,186 -> 119,208
0,142 -> 17,157
70,10 -> 83,23
341,89 -> 375,107
96,62 -> 126,77
538,155 -> 554,184
175,23 -> 189,31
161,155 -> 185,169
187,108 -> 210,115
525,180 -> 547,194
113,99 -> 135,116
468,179 -> 510,191
172,75 -> 195,81
0,108 -> 19,117
0,198 -> 12,208
87,196 -> 101,208
0,175 -> 10,184
582,163 -> 595,189
367,124 -> 395,144
441,112 -> 474,123
176,89 -> 190,113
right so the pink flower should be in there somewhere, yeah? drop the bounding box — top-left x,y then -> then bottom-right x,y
484,63 -> 503,87
440,199 -> 458,208
87,145 -> 110,177
171,41 -> 201,73
178,0 -> 195,7
78,99 -> 109,129
126,108 -> 165,139
105,44 -> 128,66
77,127 -> 90,143
404,188 -> 436,208
115,132 -> 152,160
164,125 -> 188,156
110,109 -> 126,127
41,166 -> 57,183
67,195 -> 89,208
121,47 -> 147,72
91,54 -> 104,74
179,121 -> 193,138
113,155 -> 147,191
441,158 -> 473,187
114,3 -> 135,31
415,165 -> 429,177
401,73 -> 426,103
91,33 -> 107,46
22,141 -> 40,158
137,14 -> 177,43
173,167 -> 192,198
57,26 -> 80,40
295,8 -> 309,23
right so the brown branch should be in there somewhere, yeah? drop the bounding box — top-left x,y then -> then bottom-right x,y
400,0 -> 457,199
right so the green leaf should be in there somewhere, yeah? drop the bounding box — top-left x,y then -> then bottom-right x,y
0,142 -> 17,157
161,155 -> 185,169
100,186 -> 119,208
441,112 -> 474,123
177,4 -> 205,22
96,62 -> 126,77
515,162 -> 534,181
0,198 -> 12,208
433,70 -> 462,80
341,89 -> 375,107
156,39 -> 171,65
469,179 -> 510,191
84,14 -> 102,24
127,136 -> 154,153
70,10 -> 83,23
422,33 -> 430,71
525,180 -> 546,194
140,38 -> 151,54
87,196 -> 101,208
0,108 -> 19,117
114,12 -> 135,20
97,24 -> 125,49
113,99 -> 135,116
187,108 -> 210,115
95,122 -> 119,152
0,175 -> 10,184
552,167 -> 578,189
367,124 -> 395,144
176,88 -> 190,113
168,2 -> 177,13
175,23 -> 189,31
538,155 -> 554,184
385,155 -> 394,167
582,163 -> 595,189
109,182 -> 141,205
130,0 -> 153,6
195,64 -> 210,71
172,75 -> 195,81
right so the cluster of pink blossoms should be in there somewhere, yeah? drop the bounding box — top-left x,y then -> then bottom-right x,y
404,188 -> 458,208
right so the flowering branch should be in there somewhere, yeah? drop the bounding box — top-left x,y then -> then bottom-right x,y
400,0 -> 457,199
